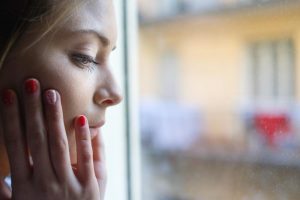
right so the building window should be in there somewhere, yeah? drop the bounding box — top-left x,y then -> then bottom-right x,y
248,39 -> 295,106
159,51 -> 180,100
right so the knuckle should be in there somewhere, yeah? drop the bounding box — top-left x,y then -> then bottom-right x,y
49,107 -> 61,121
51,137 -> 68,154
28,130 -> 46,149
82,151 -> 92,163
81,182 -> 99,198
26,100 -> 40,113
95,163 -> 107,180
5,133 -> 20,146
38,181 -> 60,196
81,145 -> 92,162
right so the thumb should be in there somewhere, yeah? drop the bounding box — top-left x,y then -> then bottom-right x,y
92,132 -> 107,200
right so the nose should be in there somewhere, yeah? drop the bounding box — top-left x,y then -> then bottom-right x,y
93,72 -> 123,107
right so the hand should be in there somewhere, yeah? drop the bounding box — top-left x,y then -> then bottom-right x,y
0,79 -> 107,200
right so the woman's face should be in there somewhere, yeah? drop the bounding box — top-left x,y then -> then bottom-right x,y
0,0 -> 122,173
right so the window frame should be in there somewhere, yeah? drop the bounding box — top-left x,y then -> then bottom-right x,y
104,0 -> 141,200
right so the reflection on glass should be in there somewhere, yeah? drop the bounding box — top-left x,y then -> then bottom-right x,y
138,0 -> 300,199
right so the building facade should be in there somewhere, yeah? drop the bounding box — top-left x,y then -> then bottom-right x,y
138,0 -> 300,150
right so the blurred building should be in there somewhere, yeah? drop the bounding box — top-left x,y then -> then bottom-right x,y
138,0 -> 300,151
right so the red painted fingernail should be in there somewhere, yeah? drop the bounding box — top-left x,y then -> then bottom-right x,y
1,90 -> 14,105
78,116 -> 86,127
25,79 -> 38,94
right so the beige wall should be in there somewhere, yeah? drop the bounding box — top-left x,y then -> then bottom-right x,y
138,3 -> 300,144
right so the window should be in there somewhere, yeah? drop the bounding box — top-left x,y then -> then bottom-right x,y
138,0 -> 300,199
159,51 -> 180,99
248,39 -> 295,106
104,0 -> 140,199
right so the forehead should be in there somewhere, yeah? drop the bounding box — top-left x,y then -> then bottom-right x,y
59,0 -> 117,45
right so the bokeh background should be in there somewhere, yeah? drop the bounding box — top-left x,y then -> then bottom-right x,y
137,0 -> 300,199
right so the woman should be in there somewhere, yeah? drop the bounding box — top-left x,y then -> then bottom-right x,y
0,0 -> 122,199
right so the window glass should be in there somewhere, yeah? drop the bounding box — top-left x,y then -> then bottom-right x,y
138,1 -> 300,199
104,0 -> 129,199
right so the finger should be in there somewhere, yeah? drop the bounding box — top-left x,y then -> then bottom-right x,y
0,179 -> 11,199
0,89 -> 31,182
92,132 -> 107,200
43,90 -> 74,182
75,115 -> 95,183
91,131 -> 106,180
23,79 -> 53,181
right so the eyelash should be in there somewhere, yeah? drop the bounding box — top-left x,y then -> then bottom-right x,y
70,53 -> 99,71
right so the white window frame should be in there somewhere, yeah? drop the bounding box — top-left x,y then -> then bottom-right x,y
104,0 -> 141,200
242,38 -> 295,109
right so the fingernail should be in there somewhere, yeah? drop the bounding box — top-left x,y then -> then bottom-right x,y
78,115 -> 86,127
25,79 -> 38,94
1,89 -> 14,105
45,90 -> 56,104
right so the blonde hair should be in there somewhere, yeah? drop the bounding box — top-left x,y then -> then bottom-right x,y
0,0 -> 88,70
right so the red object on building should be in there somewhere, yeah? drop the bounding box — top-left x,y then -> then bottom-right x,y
254,113 -> 291,147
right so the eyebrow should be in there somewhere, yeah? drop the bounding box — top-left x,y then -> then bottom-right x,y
71,29 -> 116,51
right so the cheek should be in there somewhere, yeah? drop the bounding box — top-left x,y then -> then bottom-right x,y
23,51 -> 93,128
60,81 -> 93,131
1,48 -> 96,164
53,76 -> 95,164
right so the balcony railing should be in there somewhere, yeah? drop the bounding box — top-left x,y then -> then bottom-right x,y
138,0 -> 299,24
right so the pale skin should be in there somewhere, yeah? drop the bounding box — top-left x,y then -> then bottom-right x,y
0,0 -> 122,199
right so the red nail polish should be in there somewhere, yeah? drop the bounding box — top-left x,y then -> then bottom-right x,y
25,79 -> 38,94
78,116 -> 86,127
1,90 -> 14,105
